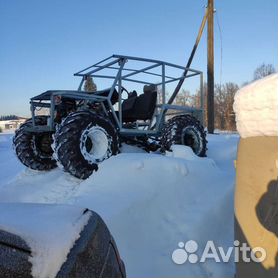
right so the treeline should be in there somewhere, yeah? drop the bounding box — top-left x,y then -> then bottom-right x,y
173,63 -> 276,131
174,82 -> 238,131
0,115 -> 19,121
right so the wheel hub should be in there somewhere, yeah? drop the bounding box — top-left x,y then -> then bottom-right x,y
80,126 -> 110,163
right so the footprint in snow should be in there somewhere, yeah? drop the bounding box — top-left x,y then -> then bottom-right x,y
132,161 -> 144,170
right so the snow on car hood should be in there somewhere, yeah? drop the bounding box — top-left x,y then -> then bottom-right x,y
0,203 -> 91,278
233,73 -> 278,138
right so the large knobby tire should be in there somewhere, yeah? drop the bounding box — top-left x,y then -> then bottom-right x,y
13,116 -> 57,170
161,114 -> 207,157
54,111 -> 119,179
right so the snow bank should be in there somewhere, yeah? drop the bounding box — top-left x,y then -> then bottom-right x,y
167,144 -> 200,160
0,203 -> 91,278
0,133 -> 239,277
72,152 -> 235,277
233,73 -> 278,138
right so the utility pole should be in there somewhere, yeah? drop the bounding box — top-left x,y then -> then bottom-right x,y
207,0 -> 214,133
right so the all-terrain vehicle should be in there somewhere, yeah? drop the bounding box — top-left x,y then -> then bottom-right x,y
13,55 -> 207,179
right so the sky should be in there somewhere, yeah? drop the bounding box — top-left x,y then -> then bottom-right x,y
0,0 -> 277,117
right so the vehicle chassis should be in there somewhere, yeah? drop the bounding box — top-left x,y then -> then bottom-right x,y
29,54 -> 204,137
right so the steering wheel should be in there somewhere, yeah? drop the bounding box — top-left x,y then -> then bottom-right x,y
121,86 -> 133,100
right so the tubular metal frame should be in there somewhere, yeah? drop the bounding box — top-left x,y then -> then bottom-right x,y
29,54 -> 204,136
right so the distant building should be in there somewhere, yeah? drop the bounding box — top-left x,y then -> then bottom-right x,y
0,117 -> 27,131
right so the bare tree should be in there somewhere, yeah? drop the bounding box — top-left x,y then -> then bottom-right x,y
192,82 -> 238,131
165,81 -> 239,131
214,82 -> 238,131
174,89 -> 191,106
192,83 -> 208,127
253,63 -> 276,81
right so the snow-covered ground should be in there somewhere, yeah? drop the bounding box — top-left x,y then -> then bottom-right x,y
0,132 -> 239,277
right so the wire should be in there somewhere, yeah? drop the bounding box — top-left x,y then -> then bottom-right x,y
215,10 -> 223,88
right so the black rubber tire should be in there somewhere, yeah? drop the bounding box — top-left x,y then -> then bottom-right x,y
54,111 -> 119,179
161,114 -> 207,157
13,116 -> 57,170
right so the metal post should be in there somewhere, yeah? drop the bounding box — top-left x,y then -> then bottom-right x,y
162,63 -> 166,105
50,95 -> 55,130
207,0 -> 214,133
31,102 -> 35,126
78,76 -> 85,91
118,67 -> 122,128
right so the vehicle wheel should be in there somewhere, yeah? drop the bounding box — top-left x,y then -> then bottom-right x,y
54,111 -> 119,179
161,114 -> 207,157
13,116 -> 57,170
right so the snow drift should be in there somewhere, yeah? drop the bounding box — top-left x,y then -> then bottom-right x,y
0,133 -> 239,277
73,149 -> 235,277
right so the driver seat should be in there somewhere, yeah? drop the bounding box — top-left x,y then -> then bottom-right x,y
122,84 -> 157,122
